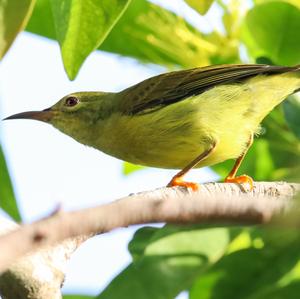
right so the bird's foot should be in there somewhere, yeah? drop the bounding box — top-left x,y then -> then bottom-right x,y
167,176 -> 199,191
225,174 -> 254,191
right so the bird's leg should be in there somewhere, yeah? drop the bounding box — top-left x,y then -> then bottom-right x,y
225,134 -> 254,190
167,141 -> 217,191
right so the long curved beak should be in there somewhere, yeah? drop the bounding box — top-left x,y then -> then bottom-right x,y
3,108 -> 54,122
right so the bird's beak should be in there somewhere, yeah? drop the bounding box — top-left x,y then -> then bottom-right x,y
3,108 -> 54,122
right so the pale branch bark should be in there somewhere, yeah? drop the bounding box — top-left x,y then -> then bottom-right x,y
0,181 -> 299,278
0,216 -> 86,299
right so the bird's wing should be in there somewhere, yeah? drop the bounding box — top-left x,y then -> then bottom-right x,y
118,64 -> 297,115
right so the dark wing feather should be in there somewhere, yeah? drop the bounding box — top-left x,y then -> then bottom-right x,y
118,64 -> 298,115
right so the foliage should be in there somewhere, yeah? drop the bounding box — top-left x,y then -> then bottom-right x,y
0,0 -> 300,298
0,144 -> 21,221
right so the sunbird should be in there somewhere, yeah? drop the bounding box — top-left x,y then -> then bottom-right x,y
4,64 -> 300,190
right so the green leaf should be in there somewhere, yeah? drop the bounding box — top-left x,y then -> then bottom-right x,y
0,144 -> 21,221
190,228 -> 300,299
283,95 -> 300,139
50,0 -> 130,80
254,0 -> 300,10
100,0 -> 218,67
97,226 -> 229,299
242,2 -> 300,65
184,0 -> 214,15
26,0 -> 56,39
27,0 -> 239,68
0,0 -> 36,59
122,161 -> 145,175
212,139 -> 274,181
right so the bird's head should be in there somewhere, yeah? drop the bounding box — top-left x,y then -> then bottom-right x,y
4,91 -> 115,144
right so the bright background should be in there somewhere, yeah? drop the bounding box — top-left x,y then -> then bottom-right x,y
0,1 -> 221,294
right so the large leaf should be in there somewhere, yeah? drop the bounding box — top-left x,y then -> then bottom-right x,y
184,0 -> 214,15
0,0 -> 36,59
242,2 -> 300,65
27,0 -> 239,70
97,226 -> 229,299
50,0 -> 130,79
254,0 -> 300,10
190,228 -> 300,299
0,144 -> 21,221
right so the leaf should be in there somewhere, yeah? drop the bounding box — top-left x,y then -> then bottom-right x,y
50,0 -> 131,80
190,228 -> 300,299
283,95 -> 300,139
26,0 -> 56,39
101,0 -> 216,67
254,0 -> 300,10
97,226 -> 229,299
0,0 -> 36,59
27,0 -> 239,69
184,0 -> 214,15
122,162 -> 145,175
0,144 -> 21,221
242,2 -> 300,65
212,139 -> 274,181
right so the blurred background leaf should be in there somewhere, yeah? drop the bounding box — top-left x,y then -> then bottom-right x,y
242,2 -> 300,65
184,0 -> 214,15
283,95 -> 300,139
122,161 -> 144,175
97,226 -> 230,299
0,0 -> 36,59
0,144 -> 21,221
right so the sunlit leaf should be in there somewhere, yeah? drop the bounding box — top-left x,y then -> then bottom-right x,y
122,161 -> 145,176
184,0 -> 214,15
0,0 -> 36,59
242,2 -> 300,65
101,0 -> 217,68
27,0 -> 239,69
0,144 -> 21,221
50,0 -> 130,79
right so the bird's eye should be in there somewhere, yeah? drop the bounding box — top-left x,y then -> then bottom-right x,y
65,96 -> 79,107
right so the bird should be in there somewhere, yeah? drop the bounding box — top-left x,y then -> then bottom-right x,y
4,64 -> 300,191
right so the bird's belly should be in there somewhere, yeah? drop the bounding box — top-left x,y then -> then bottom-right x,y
94,95 -> 258,169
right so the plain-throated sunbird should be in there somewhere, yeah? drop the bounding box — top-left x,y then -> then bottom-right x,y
4,64 -> 300,190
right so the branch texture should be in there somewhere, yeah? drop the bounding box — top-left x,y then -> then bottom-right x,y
0,181 -> 299,277
0,216 -> 86,299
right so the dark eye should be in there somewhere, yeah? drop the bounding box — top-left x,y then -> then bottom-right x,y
65,96 -> 79,107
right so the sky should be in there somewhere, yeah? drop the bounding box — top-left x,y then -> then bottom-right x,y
0,1 -> 221,297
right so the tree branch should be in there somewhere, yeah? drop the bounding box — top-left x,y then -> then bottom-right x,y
0,181 -> 299,277
0,216 -> 86,299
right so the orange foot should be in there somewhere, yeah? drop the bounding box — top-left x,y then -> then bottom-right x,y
167,176 -> 199,191
225,175 -> 254,191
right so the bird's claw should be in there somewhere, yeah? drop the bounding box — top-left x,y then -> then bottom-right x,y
167,176 -> 199,191
225,174 -> 254,191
